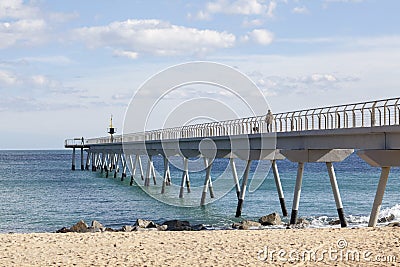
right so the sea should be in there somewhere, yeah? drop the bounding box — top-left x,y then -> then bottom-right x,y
1,150 -> 400,233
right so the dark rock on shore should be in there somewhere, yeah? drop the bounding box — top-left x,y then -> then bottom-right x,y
162,220 -> 191,231
259,213 -> 282,226
70,220 -> 89,233
232,220 -> 261,230
378,214 -> 395,223
135,219 -> 157,229
328,219 -> 341,225
387,222 -> 400,227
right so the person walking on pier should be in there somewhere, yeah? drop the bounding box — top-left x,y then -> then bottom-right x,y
265,110 -> 273,132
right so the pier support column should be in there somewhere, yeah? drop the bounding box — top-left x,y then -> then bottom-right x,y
145,155 -> 153,187
80,147 -> 84,170
121,154 -> 127,181
357,149 -> 400,227
326,162 -> 347,227
161,156 -> 171,194
114,154 -> 121,178
129,155 -> 137,186
91,153 -> 96,171
235,160 -> 252,217
138,155 -> 144,180
100,153 -> 106,173
290,162 -> 304,225
179,158 -> 189,198
230,158 -> 241,199
85,151 -> 90,170
272,160 -> 288,217
201,158 -> 213,206
369,167 -> 390,227
71,147 -> 76,170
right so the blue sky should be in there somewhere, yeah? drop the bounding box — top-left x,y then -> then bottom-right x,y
1,0 -> 399,149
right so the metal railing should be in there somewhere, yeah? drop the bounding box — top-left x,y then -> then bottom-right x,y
65,138 -> 86,147
83,97 -> 400,145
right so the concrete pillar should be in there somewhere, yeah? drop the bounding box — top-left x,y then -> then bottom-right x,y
230,158 -> 241,199
272,160 -> 288,217
121,154 -> 127,181
369,167 -> 391,227
100,153 -> 106,173
201,158 -> 212,206
161,156 -> 170,194
138,155 -> 144,180
145,155 -> 152,187
85,151 -> 90,170
114,154 -> 121,178
129,155 -> 137,186
290,162 -> 304,225
235,160 -> 252,217
179,158 -> 189,198
71,147 -> 76,170
80,147 -> 84,170
326,162 -> 347,227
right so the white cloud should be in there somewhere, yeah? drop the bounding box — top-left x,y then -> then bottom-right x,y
113,49 -> 139,60
0,0 -> 38,20
196,0 -> 277,20
245,29 -> 274,45
292,6 -> 309,14
242,18 -> 264,27
73,19 -> 236,57
0,69 -> 17,85
0,19 -> 47,48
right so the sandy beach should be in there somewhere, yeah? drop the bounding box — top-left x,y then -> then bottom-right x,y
1,227 -> 399,266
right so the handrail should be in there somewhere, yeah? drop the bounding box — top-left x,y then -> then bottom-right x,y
82,97 -> 400,145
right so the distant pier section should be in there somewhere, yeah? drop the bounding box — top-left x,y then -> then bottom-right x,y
65,97 -> 400,227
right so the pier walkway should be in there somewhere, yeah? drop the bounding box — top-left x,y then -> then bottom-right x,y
65,97 -> 400,227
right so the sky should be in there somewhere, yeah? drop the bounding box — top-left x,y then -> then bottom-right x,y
0,0 -> 399,149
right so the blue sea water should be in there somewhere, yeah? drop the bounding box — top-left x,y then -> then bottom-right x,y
1,150 -> 400,233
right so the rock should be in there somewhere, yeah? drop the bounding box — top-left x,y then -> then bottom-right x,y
286,218 -> 310,229
378,214 -> 395,223
91,220 -> 104,230
135,219 -> 157,228
191,224 -> 207,231
259,213 -> 282,226
232,220 -> 261,230
162,220 -> 191,231
70,220 -> 89,233
157,225 -> 168,231
328,219 -> 341,225
121,225 -> 134,232
387,222 -> 400,227
56,227 -> 72,233
105,227 -> 118,232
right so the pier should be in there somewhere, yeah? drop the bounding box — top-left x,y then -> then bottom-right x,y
65,97 -> 400,227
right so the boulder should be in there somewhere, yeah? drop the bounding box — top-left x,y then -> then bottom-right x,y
191,224 -> 207,231
56,227 -> 72,233
387,222 -> 400,227
70,220 -> 89,233
162,220 -> 191,231
259,213 -> 282,226
232,220 -> 261,230
135,219 -> 157,228
378,214 -> 395,223
157,225 -> 168,231
121,225 -> 134,232
328,219 -> 341,225
91,220 -> 104,230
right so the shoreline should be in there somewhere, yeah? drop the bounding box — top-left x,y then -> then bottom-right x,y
1,227 -> 399,266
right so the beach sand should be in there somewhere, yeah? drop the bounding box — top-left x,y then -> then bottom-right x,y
1,227 -> 399,266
